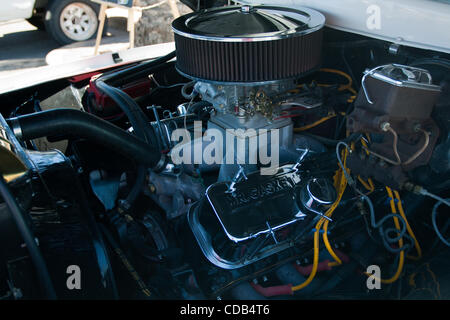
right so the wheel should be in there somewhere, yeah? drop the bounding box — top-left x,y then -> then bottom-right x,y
44,0 -> 102,45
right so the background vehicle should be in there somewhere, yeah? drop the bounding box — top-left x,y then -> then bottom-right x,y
0,0 -> 102,44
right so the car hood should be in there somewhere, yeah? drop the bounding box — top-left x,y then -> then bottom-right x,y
0,41 -> 175,95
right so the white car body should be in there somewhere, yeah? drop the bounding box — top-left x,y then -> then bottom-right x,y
0,41 -> 176,95
238,0 -> 450,54
0,0 -> 35,21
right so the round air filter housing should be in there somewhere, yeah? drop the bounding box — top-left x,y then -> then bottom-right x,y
172,5 -> 325,84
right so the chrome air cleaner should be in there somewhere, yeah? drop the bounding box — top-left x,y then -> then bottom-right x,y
172,5 -> 325,83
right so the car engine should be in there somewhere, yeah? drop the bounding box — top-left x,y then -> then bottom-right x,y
0,5 -> 449,300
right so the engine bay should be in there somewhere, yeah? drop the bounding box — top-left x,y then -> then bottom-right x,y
0,5 -> 449,300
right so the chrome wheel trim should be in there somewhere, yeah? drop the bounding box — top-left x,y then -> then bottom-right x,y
59,3 -> 98,41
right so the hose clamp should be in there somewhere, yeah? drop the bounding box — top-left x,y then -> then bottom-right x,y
9,117 -> 23,140
153,154 -> 168,173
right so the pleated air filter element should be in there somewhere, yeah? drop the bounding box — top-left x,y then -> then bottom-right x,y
172,5 -> 325,83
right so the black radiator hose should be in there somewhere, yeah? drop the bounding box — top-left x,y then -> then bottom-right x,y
94,80 -> 155,144
94,80 -> 155,211
92,53 -> 176,210
8,109 -> 166,171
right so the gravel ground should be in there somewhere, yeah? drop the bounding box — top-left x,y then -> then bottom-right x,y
134,0 -> 193,47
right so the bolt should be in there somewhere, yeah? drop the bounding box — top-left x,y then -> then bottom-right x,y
12,287 -> 23,299
262,276 -> 268,282
388,43 -> 400,55
378,160 -> 387,168
380,122 -> 391,132
402,182 -> 414,192
413,123 -> 422,132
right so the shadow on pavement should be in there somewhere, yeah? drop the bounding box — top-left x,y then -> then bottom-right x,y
0,27 -> 60,71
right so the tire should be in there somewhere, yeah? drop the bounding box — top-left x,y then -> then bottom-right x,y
44,0 -> 103,45
27,16 -> 46,30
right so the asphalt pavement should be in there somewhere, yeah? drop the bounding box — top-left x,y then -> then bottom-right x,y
0,20 -> 60,75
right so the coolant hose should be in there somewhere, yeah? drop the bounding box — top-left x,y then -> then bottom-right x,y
8,109 -> 166,171
94,80 -> 155,145
94,80 -> 155,210
94,53 -> 175,209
